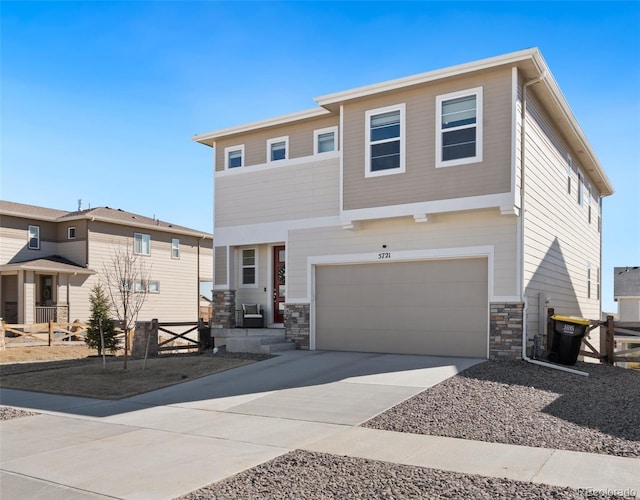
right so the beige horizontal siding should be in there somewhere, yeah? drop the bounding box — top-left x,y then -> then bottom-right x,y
215,157 -> 340,227
215,246 -> 228,286
287,209 -> 517,300
214,115 -> 339,171
343,68 -> 513,211
522,90 -> 602,336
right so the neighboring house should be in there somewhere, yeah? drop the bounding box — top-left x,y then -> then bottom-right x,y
193,48 -> 613,359
614,267 -> 640,321
0,201 -> 213,325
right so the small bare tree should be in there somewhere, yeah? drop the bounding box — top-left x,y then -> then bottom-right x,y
102,243 -> 151,369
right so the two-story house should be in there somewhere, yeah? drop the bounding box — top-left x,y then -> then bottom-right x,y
0,201 -> 213,325
193,48 -> 613,360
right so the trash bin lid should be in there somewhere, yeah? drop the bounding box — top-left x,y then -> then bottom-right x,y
551,314 -> 590,325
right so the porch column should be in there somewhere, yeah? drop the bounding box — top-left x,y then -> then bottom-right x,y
211,290 -> 236,329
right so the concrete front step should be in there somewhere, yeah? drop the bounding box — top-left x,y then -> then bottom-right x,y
226,332 -> 296,354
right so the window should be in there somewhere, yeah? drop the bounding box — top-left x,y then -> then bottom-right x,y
241,248 -> 257,286
587,262 -> 592,299
172,238 -> 180,259
436,87 -> 483,167
596,266 -> 600,300
577,172 -> 584,206
134,280 -> 146,293
148,280 -> 160,293
134,233 -> 150,255
133,280 -> 159,293
567,155 -> 572,195
28,225 -> 40,250
225,145 -> 244,169
365,104 -> 405,177
267,136 -> 288,162
587,183 -> 592,224
314,126 -> 338,154
68,227 -> 76,239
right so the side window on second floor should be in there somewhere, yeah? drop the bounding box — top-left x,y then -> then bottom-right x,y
28,225 -> 40,250
172,238 -> 180,259
267,136 -> 288,162
225,145 -> 244,169
314,126 -> 338,155
134,232 -> 151,256
68,227 -> 76,239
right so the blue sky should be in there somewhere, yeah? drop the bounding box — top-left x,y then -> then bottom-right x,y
2,1 -> 639,312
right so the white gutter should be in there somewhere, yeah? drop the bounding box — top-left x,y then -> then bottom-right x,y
518,71 -> 588,377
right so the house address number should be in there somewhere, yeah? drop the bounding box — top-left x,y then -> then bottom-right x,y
378,252 -> 391,260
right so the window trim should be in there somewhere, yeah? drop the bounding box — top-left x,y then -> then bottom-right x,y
134,232 -> 151,256
240,247 -> 258,288
267,136 -> 289,163
365,103 -> 406,178
577,171 -> 584,206
148,280 -> 160,294
313,126 -> 338,155
436,87 -> 483,168
567,155 -> 573,195
224,144 -> 244,169
67,226 -> 76,240
171,238 -> 180,259
587,261 -> 592,299
28,225 -> 40,250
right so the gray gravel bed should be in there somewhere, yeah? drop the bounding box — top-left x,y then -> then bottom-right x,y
0,406 -> 39,421
365,360 -> 640,457
178,449 -> 625,499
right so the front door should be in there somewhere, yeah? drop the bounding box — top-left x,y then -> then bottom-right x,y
272,245 -> 286,323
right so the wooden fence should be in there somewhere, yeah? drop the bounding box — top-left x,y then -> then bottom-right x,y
0,320 -> 89,350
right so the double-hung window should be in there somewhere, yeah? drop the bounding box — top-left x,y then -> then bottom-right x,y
436,87 -> 482,167
134,233 -> 151,255
68,227 -> 76,239
225,145 -> 244,169
28,225 -> 40,250
365,104 -> 405,177
267,136 -> 288,162
314,126 -> 338,155
241,248 -> 257,286
172,238 -> 180,259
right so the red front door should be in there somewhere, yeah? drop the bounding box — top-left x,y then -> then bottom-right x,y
273,245 -> 286,323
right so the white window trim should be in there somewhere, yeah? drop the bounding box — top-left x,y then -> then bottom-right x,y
224,144 -> 244,169
148,280 -> 160,294
567,155 -> 573,195
240,247 -> 258,288
67,226 -> 76,240
267,136 -> 289,163
28,225 -> 40,250
134,232 -> 151,256
171,238 -> 180,259
313,126 -> 338,155
365,103 -> 406,178
436,87 -> 483,168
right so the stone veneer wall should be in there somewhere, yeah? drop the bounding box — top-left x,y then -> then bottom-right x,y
284,303 -> 310,349
132,319 -> 159,359
489,302 -> 524,359
212,290 -> 236,329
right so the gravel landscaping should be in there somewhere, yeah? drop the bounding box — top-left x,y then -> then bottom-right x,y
179,449 -> 626,499
0,406 -> 38,421
364,359 -> 640,458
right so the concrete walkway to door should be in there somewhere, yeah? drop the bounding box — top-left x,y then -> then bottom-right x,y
2,351 -> 638,499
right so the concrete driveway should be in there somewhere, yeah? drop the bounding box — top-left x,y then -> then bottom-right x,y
1,350 -> 483,499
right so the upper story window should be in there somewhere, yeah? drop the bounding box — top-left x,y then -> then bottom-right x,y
577,171 -> 584,206
314,126 -> 338,155
267,136 -> 288,162
68,227 -> 76,239
436,87 -> 483,167
225,145 -> 244,169
134,232 -> 151,256
172,238 -> 180,259
241,248 -> 257,286
28,225 -> 40,250
566,155 -> 573,195
365,103 -> 405,177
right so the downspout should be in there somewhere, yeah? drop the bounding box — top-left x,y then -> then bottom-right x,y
518,70 -> 588,376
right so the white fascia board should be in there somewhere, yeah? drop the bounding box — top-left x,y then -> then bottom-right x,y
315,48 -> 540,107
213,216 -> 342,247
192,108 -> 332,145
341,192 -> 515,223
0,209 -> 60,222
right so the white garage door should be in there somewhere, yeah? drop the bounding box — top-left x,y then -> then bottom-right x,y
315,258 -> 488,357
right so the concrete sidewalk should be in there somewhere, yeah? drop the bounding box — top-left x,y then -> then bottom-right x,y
1,350 -> 638,499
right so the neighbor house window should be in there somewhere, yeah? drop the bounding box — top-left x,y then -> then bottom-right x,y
436,87 -> 483,167
267,136 -> 288,162
596,266 -> 600,300
587,262 -> 592,299
134,280 -> 146,293
28,225 -> 40,250
134,280 -> 159,293
567,155 -> 572,195
314,126 -> 338,155
134,233 -> 151,255
148,280 -> 160,293
225,145 -> 244,169
241,248 -> 257,286
365,104 -> 405,177
587,184 -> 592,224
577,172 -> 584,206
172,238 -> 180,259
68,227 -> 76,239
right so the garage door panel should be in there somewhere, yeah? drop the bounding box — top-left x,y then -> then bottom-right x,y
315,258 -> 488,358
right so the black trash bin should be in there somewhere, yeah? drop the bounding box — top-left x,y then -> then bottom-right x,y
547,315 -> 590,366
198,325 -> 213,351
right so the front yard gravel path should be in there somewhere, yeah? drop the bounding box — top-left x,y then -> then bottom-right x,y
364,359 -> 640,458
